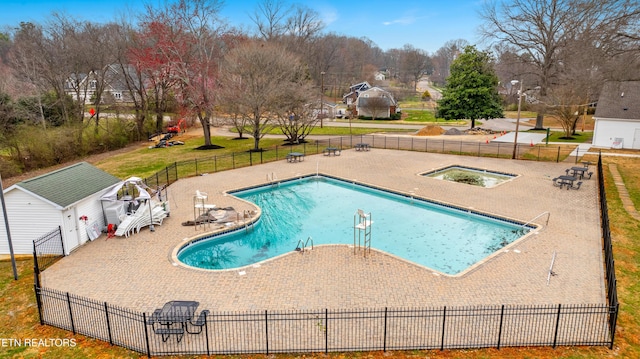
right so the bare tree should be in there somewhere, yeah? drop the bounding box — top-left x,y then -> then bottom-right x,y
398,44 -> 432,92
250,0 -> 290,41
143,0 -> 227,147
284,4 -> 324,44
8,24 -> 49,129
81,22 -> 121,134
546,84 -> 584,138
383,48 -> 402,80
219,41 -> 312,151
111,18 -> 151,139
276,102 -> 317,144
431,39 -> 468,85
360,96 -> 390,120
9,16 -> 116,133
481,0 -> 640,129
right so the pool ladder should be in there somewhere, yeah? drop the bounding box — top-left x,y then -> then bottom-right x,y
296,236 -> 313,253
267,172 -> 278,187
243,210 -> 255,233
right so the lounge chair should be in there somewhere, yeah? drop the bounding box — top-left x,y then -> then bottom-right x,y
187,310 -> 209,334
115,204 -> 149,237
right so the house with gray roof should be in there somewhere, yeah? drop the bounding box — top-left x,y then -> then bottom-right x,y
355,87 -> 398,119
342,81 -> 371,105
593,81 -> 640,149
64,64 -> 141,104
0,162 -> 121,255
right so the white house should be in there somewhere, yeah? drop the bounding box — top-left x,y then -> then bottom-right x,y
374,72 -> 386,81
0,162 -> 121,255
64,64 -> 139,105
309,100 -> 337,119
592,81 -> 640,149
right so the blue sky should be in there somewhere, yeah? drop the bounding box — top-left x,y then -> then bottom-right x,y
2,0 -> 484,53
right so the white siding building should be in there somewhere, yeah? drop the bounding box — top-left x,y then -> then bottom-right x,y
593,81 -> 640,149
0,162 -> 121,255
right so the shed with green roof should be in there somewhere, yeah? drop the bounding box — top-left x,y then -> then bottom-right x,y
0,162 -> 121,255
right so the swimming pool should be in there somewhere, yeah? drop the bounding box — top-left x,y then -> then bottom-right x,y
177,175 -> 533,275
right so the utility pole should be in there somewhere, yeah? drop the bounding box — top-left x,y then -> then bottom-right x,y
320,71 -> 325,128
0,174 -> 18,280
511,80 -> 523,160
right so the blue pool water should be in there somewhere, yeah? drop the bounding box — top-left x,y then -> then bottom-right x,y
177,176 -> 530,274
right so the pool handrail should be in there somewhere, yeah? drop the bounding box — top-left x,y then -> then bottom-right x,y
296,236 -> 313,252
519,211 -> 550,229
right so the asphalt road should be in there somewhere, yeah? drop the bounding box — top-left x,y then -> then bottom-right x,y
324,117 -> 534,132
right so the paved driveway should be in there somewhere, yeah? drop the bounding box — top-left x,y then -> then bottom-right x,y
41,149 -> 604,313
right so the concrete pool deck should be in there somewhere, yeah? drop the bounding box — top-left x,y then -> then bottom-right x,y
41,149 -> 605,313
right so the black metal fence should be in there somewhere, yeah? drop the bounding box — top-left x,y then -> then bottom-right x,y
32,149 -> 618,356
34,285 -> 614,357
597,154 -> 619,346
32,226 -> 64,281
142,135 -> 579,189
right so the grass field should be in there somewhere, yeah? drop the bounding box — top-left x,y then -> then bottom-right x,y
1,128 -> 638,358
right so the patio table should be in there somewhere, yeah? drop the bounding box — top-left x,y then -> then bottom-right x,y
571,166 -> 588,179
286,152 -> 305,162
148,300 -> 199,342
323,147 -> 341,156
558,175 -> 577,189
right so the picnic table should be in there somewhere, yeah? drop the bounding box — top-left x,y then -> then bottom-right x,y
286,152 -> 305,162
554,175 -> 577,189
148,300 -> 200,342
323,147 -> 341,156
355,143 -> 370,151
570,166 -> 588,179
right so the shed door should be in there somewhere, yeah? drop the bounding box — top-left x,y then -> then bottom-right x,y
633,129 -> 640,149
63,208 -> 80,253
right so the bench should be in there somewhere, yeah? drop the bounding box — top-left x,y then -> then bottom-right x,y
154,327 -> 185,342
355,143 -> 370,151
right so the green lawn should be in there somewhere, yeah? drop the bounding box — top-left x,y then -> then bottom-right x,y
527,129 -> 594,143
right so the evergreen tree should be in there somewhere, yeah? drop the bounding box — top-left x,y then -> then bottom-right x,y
436,45 -> 503,128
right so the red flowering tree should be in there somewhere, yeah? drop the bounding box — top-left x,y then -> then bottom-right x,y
128,20 -> 182,135
132,0 -> 233,147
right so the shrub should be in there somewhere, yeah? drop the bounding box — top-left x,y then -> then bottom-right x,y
443,170 -> 485,186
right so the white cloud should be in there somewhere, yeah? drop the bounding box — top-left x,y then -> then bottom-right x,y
318,5 -> 338,26
382,15 -> 417,26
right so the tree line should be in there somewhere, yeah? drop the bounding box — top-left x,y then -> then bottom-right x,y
0,0 -> 638,177
0,0 -> 438,176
